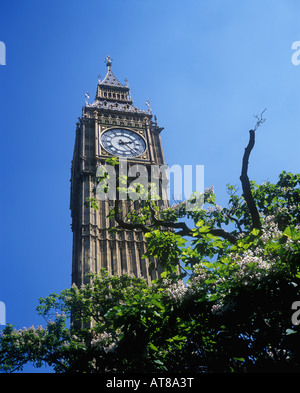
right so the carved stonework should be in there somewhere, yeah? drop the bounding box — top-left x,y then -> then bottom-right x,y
136,243 -> 143,252
99,240 -> 105,251
118,241 -> 125,250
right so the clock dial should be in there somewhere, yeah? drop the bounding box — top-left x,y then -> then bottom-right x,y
101,128 -> 146,158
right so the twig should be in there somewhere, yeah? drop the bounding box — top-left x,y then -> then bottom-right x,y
253,108 -> 266,131
226,213 -> 243,233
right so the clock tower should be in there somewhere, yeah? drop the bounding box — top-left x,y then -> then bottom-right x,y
70,56 -> 167,288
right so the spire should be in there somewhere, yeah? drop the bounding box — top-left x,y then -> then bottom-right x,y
87,56 -> 152,116
99,55 -> 126,88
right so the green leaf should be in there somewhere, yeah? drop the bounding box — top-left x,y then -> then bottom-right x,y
149,342 -> 158,351
151,299 -> 164,310
250,228 -> 260,236
283,226 -> 295,239
166,335 -> 187,342
233,357 -> 245,362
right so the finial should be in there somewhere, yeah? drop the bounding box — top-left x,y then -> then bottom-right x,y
124,77 -> 129,87
105,55 -> 113,67
146,100 -> 152,114
98,73 -> 101,84
85,92 -> 89,105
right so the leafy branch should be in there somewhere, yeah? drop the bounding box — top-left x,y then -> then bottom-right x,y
109,115 -> 266,244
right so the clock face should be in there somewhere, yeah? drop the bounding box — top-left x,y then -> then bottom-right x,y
101,128 -> 146,158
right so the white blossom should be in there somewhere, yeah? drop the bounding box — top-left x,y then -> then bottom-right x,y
205,185 -> 214,194
91,331 -> 118,353
211,303 -> 223,315
211,299 -> 236,315
163,279 -> 187,303
261,215 -> 282,244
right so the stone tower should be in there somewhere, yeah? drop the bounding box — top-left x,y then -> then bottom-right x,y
70,56 -> 167,288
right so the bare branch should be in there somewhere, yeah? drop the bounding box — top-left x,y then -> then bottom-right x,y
240,129 -> 261,230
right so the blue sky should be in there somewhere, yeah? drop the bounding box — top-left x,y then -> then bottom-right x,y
0,0 -> 300,372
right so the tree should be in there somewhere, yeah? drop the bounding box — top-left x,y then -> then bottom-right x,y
1,116 -> 300,372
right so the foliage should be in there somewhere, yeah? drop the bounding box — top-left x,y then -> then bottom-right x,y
1,170 -> 299,373
0,272 -> 191,372
1,121 -> 300,373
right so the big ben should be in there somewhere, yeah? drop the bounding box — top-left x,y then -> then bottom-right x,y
70,56 -> 167,288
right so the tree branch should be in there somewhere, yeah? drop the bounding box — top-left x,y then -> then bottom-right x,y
226,213 -> 243,233
148,201 -> 193,234
114,200 -> 151,234
114,200 -> 238,244
240,129 -> 261,230
209,228 -> 238,244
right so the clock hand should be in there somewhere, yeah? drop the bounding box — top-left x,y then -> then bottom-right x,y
119,139 -> 133,145
119,139 -> 135,153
